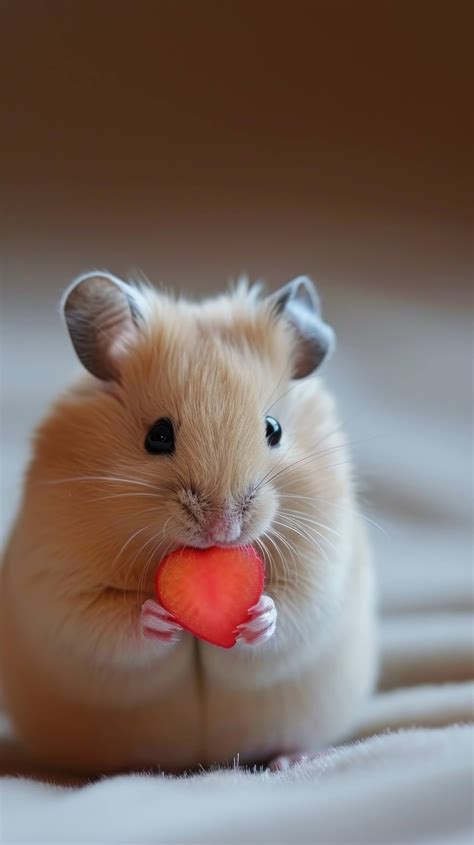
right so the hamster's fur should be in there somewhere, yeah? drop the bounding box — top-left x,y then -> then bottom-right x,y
0,273 -> 377,775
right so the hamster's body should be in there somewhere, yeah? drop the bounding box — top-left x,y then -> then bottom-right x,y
0,274 -> 377,775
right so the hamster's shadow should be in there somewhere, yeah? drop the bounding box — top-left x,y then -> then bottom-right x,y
0,714 -> 270,786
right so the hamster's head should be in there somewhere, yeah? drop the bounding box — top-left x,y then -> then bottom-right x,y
35,272 -> 339,596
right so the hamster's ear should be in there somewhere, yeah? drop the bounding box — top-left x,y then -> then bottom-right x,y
61,272 -> 142,380
267,276 -> 335,378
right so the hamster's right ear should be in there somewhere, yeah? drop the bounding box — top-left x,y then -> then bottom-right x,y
61,272 -> 143,380
267,276 -> 335,378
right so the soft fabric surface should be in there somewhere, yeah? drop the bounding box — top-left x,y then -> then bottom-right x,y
1,283 -> 472,843
1,726 -> 472,844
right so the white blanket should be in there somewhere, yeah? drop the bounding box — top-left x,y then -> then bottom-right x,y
1,283 -> 472,844
1,725 -> 472,844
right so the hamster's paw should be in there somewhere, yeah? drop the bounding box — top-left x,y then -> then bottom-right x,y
140,599 -> 183,643
268,752 -> 310,772
268,749 -> 331,771
236,594 -> 277,645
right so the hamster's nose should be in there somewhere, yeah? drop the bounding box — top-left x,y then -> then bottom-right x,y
205,511 -> 242,545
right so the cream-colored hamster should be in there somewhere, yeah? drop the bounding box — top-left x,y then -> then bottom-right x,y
0,272 -> 377,775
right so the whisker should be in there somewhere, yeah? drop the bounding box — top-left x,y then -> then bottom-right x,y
277,507 -> 342,537
264,517 -> 315,597
255,427 -> 341,492
262,359 -> 292,413
253,536 -> 275,586
259,442 -> 349,490
254,421 -> 348,493
113,522 -> 156,570
272,517 -> 331,563
266,526 -> 302,592
255,432 -> 351,493
260,530 -> 287,584
137,520 -> 174,607
91,492 -> 167,502
262,530 -> 290,592
258,428 -> 383,493
34,475 -> 161,490
278,492 -> 388,537
264,380 -> 302,415
137,528 -> 173,606
120,525 -> 166,594
276,514 -> 340,556
129,504 -> 168,516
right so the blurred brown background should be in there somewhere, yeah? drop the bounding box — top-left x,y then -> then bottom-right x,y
1,0 -> 472,610
1,0 -> 471,305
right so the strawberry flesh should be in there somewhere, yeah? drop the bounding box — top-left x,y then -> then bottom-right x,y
155,545 -> 265,648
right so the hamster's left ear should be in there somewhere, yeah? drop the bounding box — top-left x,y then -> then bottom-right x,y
61,272 -> 143,380
267,276 -> 335,378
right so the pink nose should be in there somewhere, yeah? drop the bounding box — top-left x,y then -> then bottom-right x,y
206,512 -> 242,545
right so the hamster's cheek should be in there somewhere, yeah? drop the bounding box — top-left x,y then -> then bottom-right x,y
245,486 -> 278,543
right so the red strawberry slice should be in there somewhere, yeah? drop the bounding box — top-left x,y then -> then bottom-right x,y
155,545 -> 265,649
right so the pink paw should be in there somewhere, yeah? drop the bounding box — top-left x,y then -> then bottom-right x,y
140,599 -> 182,643
268,749 -> 332,771
268,752 -> 309,772
236,594 -> 277,645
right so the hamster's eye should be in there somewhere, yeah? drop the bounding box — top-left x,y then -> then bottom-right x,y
265,416 -> 282,447
145,418 -> 175,455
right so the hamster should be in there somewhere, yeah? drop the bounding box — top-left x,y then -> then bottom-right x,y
0,272 -> 377,776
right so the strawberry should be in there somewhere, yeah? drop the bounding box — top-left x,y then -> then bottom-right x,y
155,545 -> 265,648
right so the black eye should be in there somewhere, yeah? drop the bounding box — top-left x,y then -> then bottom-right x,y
145,418 -> 175,455
265,415 -> 282,447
